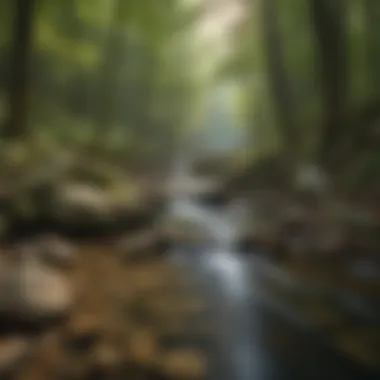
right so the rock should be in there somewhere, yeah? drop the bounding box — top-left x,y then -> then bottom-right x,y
0,337 -> 31,376
88,340 -> 122,379
51,181 -> 158,234
92,341 -> 121,369
20,257 -> 73,319
35,235 -> 77,270
128,328 -> 158,366
158,217 -> 211,247
314,224 -> 347,258
346,258 -> 380,280
195,187 -> 228,207
127,264 -> 173,295
235,232 -> 263,254
116,230 -> 168,263
63,314 -> 102,352
280,201 -> 310,224
108,181 -> 144,212
17,330 -> 66,380
0,256 -> 72,323
56,358 -> 92,380
52,183 -> 113,224
15,236 -> 77,270
237,216 -> 285,258
158,349 -> 206,380
0,215 -> 8,239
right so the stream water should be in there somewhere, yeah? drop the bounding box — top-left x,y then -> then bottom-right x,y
166,164 -> 379,379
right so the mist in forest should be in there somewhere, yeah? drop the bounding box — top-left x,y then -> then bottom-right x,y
0,0 -> 378,379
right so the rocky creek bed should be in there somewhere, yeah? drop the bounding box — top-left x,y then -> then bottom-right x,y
228,191 -> 380,371
0,232 -> 211,380
0,154 -> 213,379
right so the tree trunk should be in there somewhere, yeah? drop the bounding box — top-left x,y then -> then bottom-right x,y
89,0 -> 125,150
309,0 -> 349,169
6,0 -> 36,139
259,0 -> 299,188
363,0 -> 380,102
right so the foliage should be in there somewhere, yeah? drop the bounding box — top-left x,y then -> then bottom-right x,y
0,0 -> 203,172
223,0 -> 380,199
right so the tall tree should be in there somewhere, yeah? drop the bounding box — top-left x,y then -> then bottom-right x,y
363,0 -> 380,103
309,0 -> 349,170
6,0 -> 36,138
259,0 -> 299,181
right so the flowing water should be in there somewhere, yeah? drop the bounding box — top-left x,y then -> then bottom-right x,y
166,160 -> 379,380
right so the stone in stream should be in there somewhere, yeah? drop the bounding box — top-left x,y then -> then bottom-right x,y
236,231 -> 265,254
157,216 -> 212,247
195,186 -> 229,207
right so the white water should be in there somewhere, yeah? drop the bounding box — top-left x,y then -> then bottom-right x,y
167,159 -> 266,380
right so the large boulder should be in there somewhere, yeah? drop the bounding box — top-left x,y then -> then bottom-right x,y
49,180 -> 161,235
52,183 -> 114,225
0,150 -> 167,238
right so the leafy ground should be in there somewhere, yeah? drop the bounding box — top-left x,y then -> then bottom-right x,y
0,237 -> 211,380
0,142 -> 213,380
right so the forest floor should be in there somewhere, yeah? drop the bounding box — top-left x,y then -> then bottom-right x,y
0,146 -> 216,380
0,234 -> 212,380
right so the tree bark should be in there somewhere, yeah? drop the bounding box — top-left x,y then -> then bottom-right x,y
90,0 -> 124,150
363,0 -> 380,102
309,0 -> 349,168
6,0 -> 36,139
259,0 -> 299,187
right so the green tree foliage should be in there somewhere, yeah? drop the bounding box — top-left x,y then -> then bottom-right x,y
224,0 -> 380,198
0,0 -> 202,172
